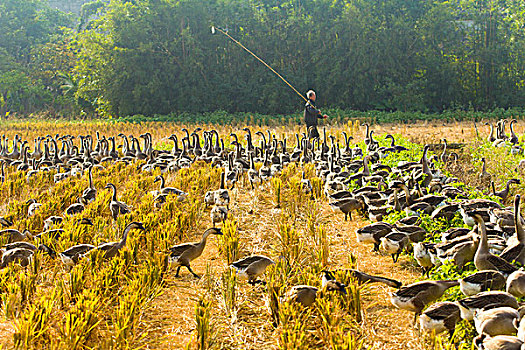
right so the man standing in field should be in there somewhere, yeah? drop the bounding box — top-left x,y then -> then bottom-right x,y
304,90 -> 328,139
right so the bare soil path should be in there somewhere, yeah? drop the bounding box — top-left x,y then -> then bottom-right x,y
142,181 -> 427,350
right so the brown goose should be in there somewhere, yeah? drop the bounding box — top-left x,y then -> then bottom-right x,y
210,205 -> 228,226
492,179 -> 521,202
92,222 -> 145,259
64,197 -> 85,216
0,228 -> 33,243
104,183 -> 131,220
168,228 -> 222,278
474,334 -> 523,350
390,280 -> 459,322
457,291 -> 518,321
81,165 -> 97,204
329,197 -> 364,221
153,175 -> 187,199
230,255 -> 275,284
474,307 -> 522,337
473,213 -> 517,275
60,244 -> 96,267
460,270 -> 506,296
0,244 -> 55,268
285,278 -> 346,307
479,157 -> 492,184
419,301 -> 461,337
506,270 -> 525,298
501,195 -> 525,265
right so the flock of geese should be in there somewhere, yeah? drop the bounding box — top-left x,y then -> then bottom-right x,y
0,122 -> 523,349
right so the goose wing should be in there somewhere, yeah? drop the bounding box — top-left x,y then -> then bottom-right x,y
4,242 -> 36,251
168,243 -> 197,258
462,271 -> 505,285
458,292 -> 517,309
161,187 -> 187,196
65,203 -> 84,215
61,244 -> 95,257
82,187 -> 97,201
231,255 -> 271,269
500,243 -> 524,263
0,229 -> 21,236
486,254 -> 517,273
96,242 -> 118,252
394,281 -> 437,298
423,302 -> 460,321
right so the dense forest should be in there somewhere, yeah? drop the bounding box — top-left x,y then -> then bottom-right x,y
1,0 -> 524,118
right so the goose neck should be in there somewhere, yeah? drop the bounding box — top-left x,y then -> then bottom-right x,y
515,197 -> 525,243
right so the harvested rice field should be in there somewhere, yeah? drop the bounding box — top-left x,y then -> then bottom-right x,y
1,118 -> 525,349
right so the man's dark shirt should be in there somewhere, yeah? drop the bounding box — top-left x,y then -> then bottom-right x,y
304,99 -> 322,127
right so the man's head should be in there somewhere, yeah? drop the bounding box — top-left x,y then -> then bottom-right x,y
306,90 -> 316,101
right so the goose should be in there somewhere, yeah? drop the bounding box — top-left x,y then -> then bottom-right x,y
0,244 -> 55,268
474,334 -> 523,350
500,195 -> 525,265
27,199 -> 42,217
441,227 -> 472,241
0,161 -> 5,183
230,255 -> 275,284
3,241 -> 54,256
168,227 -> 222,278
479,157 -> 492,184
486,122 -> 496,143
91,222 -> 145,259
64,197 -> 85,216
0,228 -> 33,243
438,237 -> 479,270
210,206 -> 228,226
247,153 -> 261,190
460,199 -> 501,227
460,270 -> 506,296
506,270 -> 525,298
214,172 -> 230,208
474,306 -> 523,337
394,224 -> 427,243
457,291 -> 518,321
328,197 -> 364,221
414,242 -> 436,276
43,216 -> 63,231
300,171 -> 313,195
390,280 -> 459,322
153,175 -> 187,200
380,231 -> 409,262
385,134 -> 408,152
509,119 -> 519,145
104,183 -> 131,220
60,244 -> 96,267
419,301 -> 461,337
285,278 -> 346,307
356,222 -> 393,252
81,165 -> 97,204
493,179 -> 520,202
473,213 -> 517,275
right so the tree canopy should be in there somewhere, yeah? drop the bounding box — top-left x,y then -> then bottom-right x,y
1,0 -> 524,117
